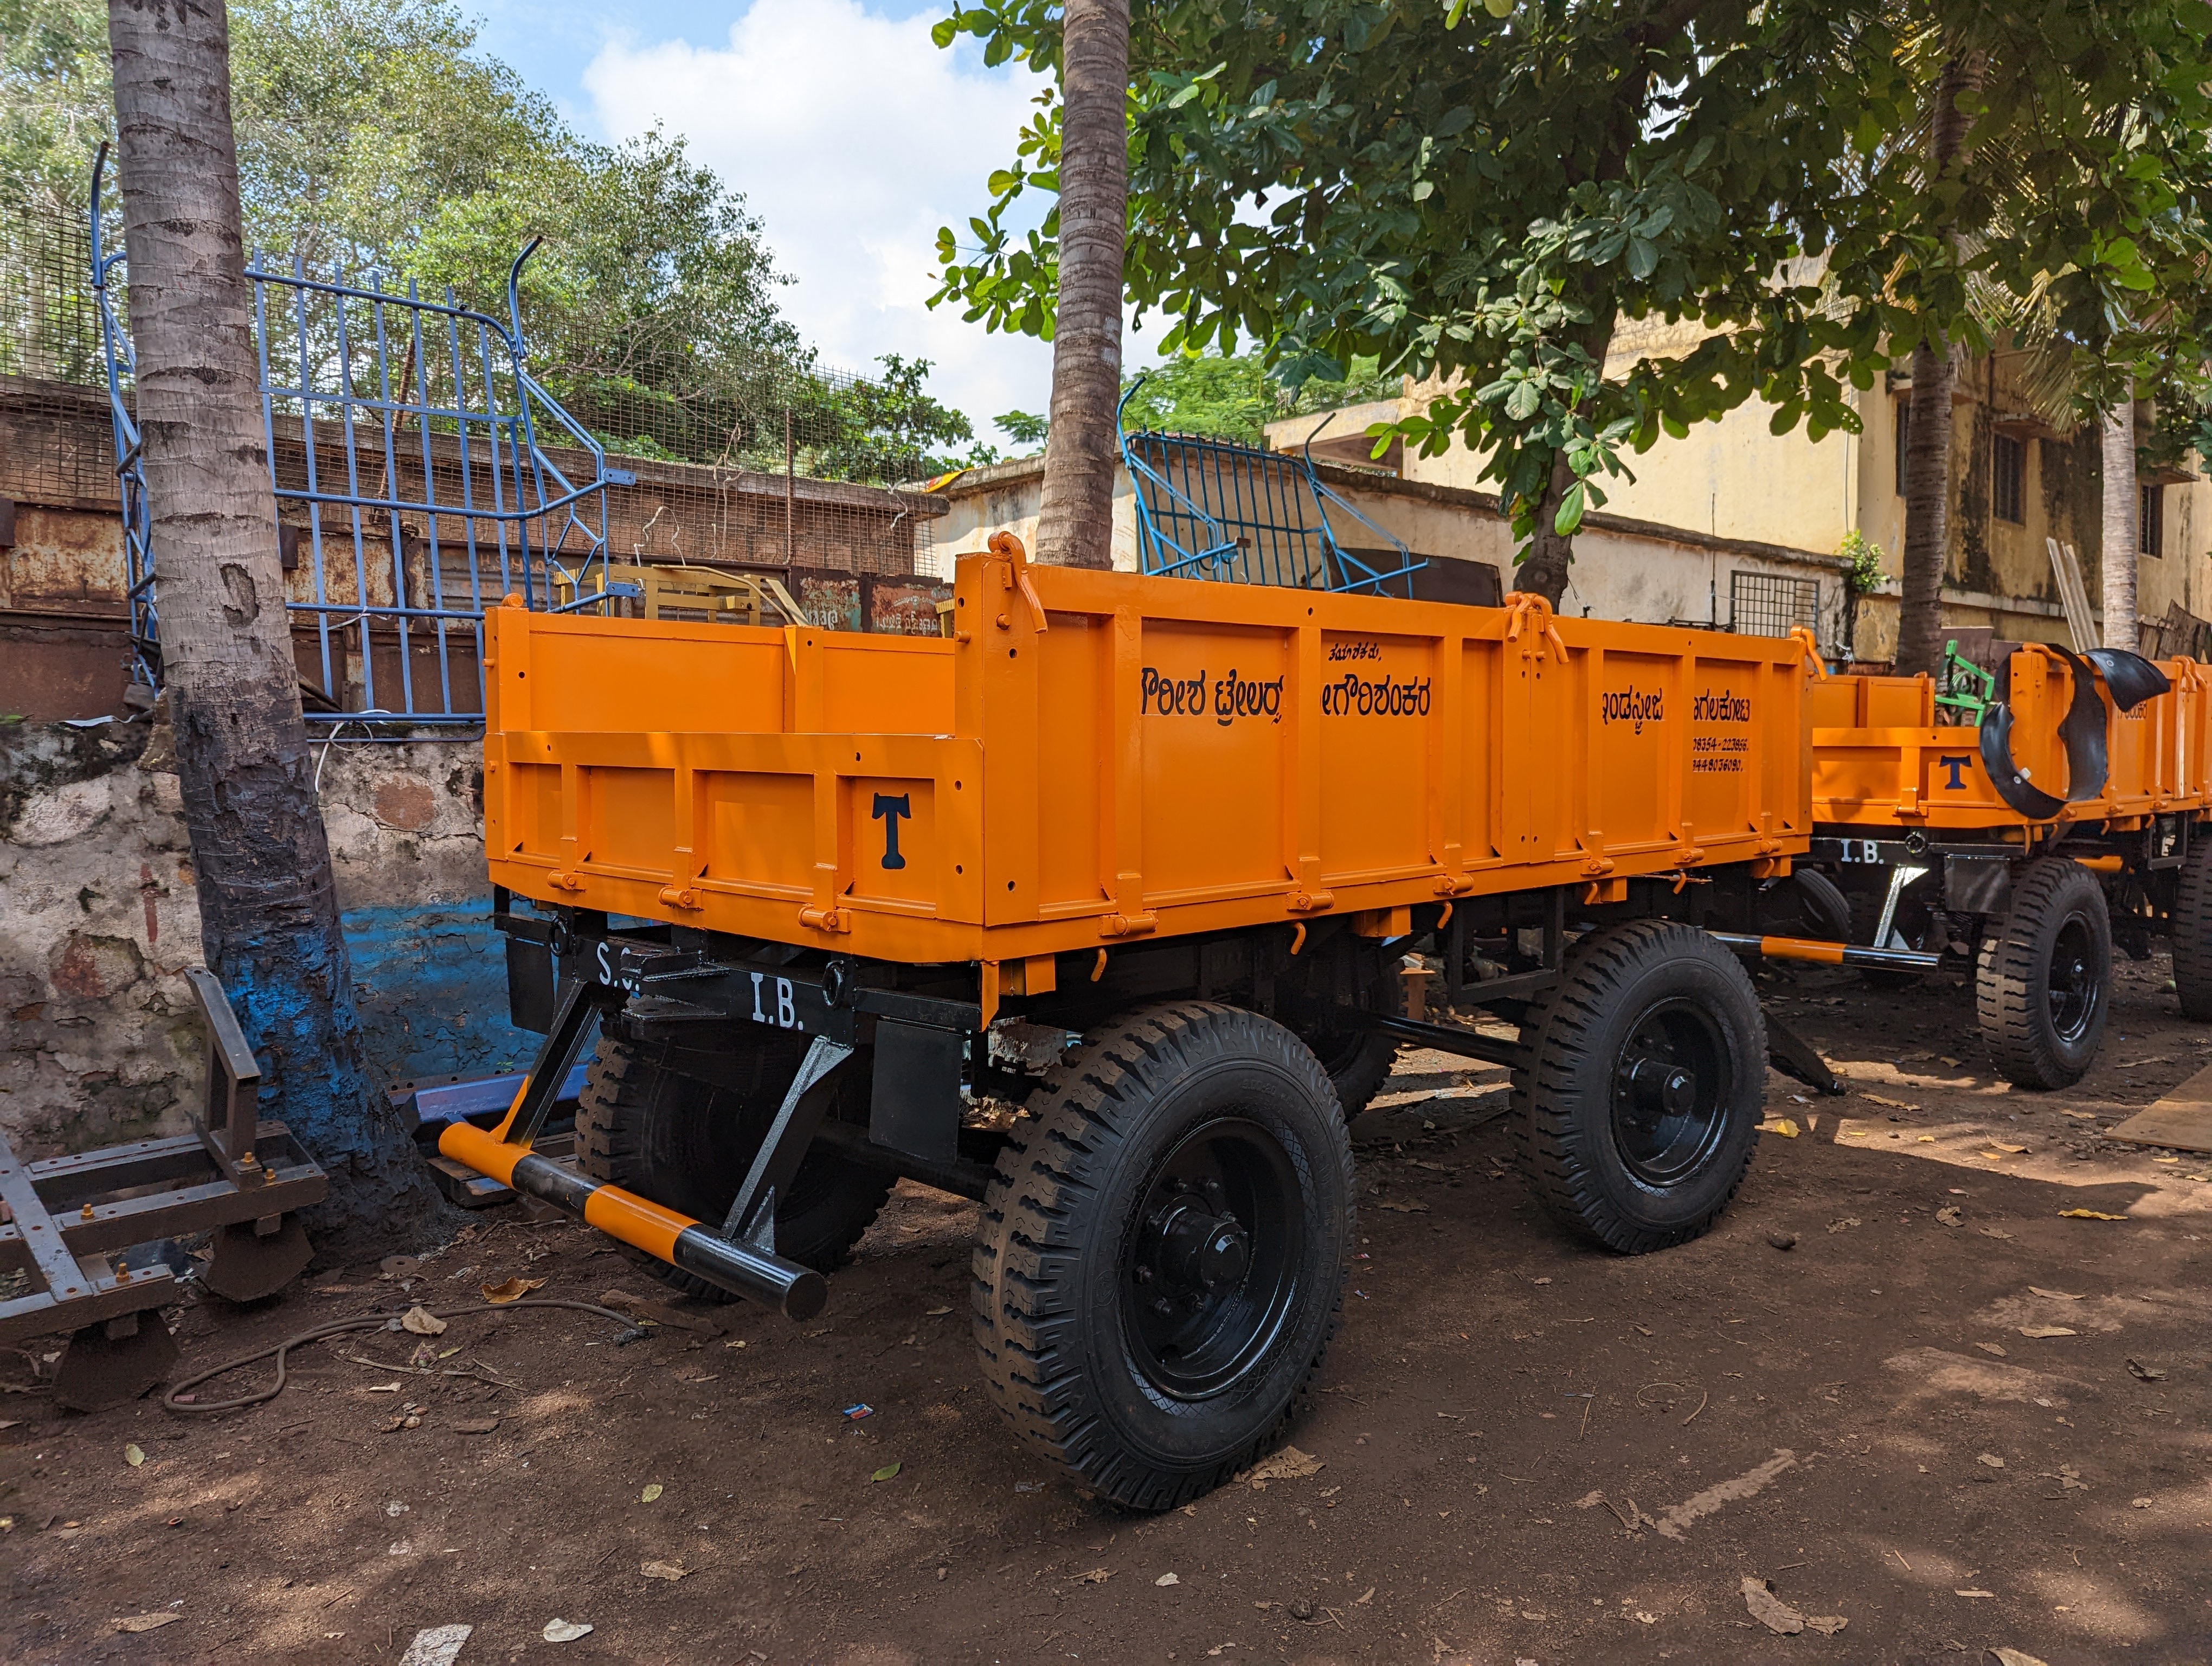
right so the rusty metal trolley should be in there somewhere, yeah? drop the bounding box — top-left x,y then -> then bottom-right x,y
0,970 -> 326,1409
438,534 -> 1922,1507
1805,645 -> 2212,1088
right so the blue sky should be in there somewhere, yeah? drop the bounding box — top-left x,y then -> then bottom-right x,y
462,0 -> 1057,446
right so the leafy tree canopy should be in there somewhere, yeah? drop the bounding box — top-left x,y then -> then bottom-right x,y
1118,351 -> 1401,444
933,1 -> 2212,579
4,0 -> 987,484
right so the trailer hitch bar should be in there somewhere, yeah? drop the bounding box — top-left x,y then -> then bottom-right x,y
1708,933 -> 1941,972
433,978 -> 833,1319
438,1120 -> 827,1318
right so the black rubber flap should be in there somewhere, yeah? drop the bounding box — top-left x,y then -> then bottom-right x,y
2045,644 -> 2111,803
1978,655 -> 2067,819
2084,647 -> 2172,713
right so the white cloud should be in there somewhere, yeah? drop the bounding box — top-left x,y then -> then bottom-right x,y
581,0 -> 1053,446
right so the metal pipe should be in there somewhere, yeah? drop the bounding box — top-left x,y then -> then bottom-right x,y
438,1121 -> 826,1319
1708,932 -> 1941,971
2073,855 -> 2126,873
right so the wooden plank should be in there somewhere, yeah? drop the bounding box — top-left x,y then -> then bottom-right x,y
2107,1062 -> 2212,1152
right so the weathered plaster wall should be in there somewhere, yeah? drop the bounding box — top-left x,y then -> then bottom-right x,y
1,715 -> 527,1157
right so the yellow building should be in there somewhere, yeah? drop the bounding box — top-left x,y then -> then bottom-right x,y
1269,318 -> 2212,665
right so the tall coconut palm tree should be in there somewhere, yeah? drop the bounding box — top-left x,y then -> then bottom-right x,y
1036,0 -> 1128,570
106,0 -> 438,1241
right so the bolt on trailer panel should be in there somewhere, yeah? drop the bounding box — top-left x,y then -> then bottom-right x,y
482,536 -> 1813,963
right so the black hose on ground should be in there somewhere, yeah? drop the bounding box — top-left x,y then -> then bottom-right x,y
160,1298 -> 638,1415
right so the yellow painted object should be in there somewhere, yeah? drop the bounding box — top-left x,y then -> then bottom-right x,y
485,534 -> 1811,964
551,563 -> 806,627
1810,652 -> 2212,831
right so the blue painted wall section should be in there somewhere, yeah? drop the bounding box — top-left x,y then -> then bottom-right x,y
340,894 -> 538,1089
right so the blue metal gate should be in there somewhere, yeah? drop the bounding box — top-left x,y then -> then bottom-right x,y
93,149 -> 625,726
1119,384 -> 1423,598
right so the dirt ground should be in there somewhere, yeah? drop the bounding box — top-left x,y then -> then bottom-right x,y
5,953 -> 2210,1666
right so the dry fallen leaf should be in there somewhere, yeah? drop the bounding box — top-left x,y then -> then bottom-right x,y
1078,1568 -> 1114,1585
481,1277 -> 545,1304
640,1561 -> 689,1582
1979,1226 -> 2015,1240
2060,1209 -> 2127,1221
1740,1577 -> 1804,1636
1806,1616 -> 1848,1636
1935,1206 -> 1964,1227
542,1619 -> 593,1643
1827,1218 -> 1862,1233
1955,1588 -> 1996,1599
2126,1359 -> 2168,1382
449,1417 -> 499,1434
2028,1286 -> 2084,1301
640,1484 -> 664,1503
123,1444 -> 145,1468
401,1306 -> 447,1336
1975,1342 -> 2008,1357
1863,1092 -> 1921,1111
2017,1325 -> 2078,1339
1977,1453 -> 2005,1469
1375,1199 -> 1429,1213
111,1613 -> 181,1633
1155,1573 -> 1181,1587
1988,1143 -> 2029,1155
1243,1446 -> 1324,1490
1989,1650 -> 2050,1666
924,1305 -> 953,1316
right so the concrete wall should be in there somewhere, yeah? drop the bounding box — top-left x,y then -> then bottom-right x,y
919,452 -> 1850,643
1,713 -> 532,1157
1389,326 -> 2212,663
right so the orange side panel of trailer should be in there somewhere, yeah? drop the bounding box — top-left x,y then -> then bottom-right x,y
1810,654 -> 2212,831
484,542 -> 1812,964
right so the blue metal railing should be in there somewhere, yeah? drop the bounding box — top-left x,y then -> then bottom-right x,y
88,150 -> 157,694
92,150 -> 629,725
1118,382 -> 1424,597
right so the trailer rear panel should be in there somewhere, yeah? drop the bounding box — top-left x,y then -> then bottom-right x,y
484,544 -> 1811,961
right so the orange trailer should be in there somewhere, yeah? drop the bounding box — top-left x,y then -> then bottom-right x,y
1805,645 -> 2212,1087
442,534 -> 1875,1508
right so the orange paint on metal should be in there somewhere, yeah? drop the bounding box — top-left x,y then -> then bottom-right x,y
2073,854 -> 2126,872
440,1118 -> 525,1182
582,1185 -> 690,1264
481,541 -> 1814,960
1812,649 -> 2212,831
1754,935 -> 1847,965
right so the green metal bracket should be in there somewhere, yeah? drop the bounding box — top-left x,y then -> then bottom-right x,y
1934,638 -> 1996,725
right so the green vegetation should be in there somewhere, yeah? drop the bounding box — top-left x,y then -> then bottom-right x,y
3,0 -> 987,483
933,0 -> 2212,587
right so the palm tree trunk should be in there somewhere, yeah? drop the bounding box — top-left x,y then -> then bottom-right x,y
1036,0 -> 1128,571
107,0 -> 440,1244
1893,53 -> 1983,678
2099,400 -> 2137,652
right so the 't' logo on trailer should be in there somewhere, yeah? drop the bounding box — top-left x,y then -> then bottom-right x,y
872,792 -> 911,869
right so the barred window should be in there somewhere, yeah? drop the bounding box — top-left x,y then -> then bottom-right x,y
1992,433 -> 2025,524
1731,570 -> 1821,638
2142,484 -> 2164,557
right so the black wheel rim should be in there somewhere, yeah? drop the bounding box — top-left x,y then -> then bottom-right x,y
1121,1116 -> 1303,1401
1609,996 -> 1733,1187
2047,917 -> 2102,1043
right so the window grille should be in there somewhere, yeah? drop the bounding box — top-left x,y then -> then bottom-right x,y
2141,484 -> 2164,557
1992,433 -> 2024,524
1730,569 -> 1820,639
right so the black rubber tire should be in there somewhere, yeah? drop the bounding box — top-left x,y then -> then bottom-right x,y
576,1034 -> 893,1302
1283,944 -> 1405,1118
1510,921 -> 1766,1254
1975,857 -> 2112,1090
2172,835 -> 2212,1020
1300,967 -> 1404,1119
1848,884 -> 1932,990
971,1002 -> 1354,1510
1762,868 -> 1852,941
